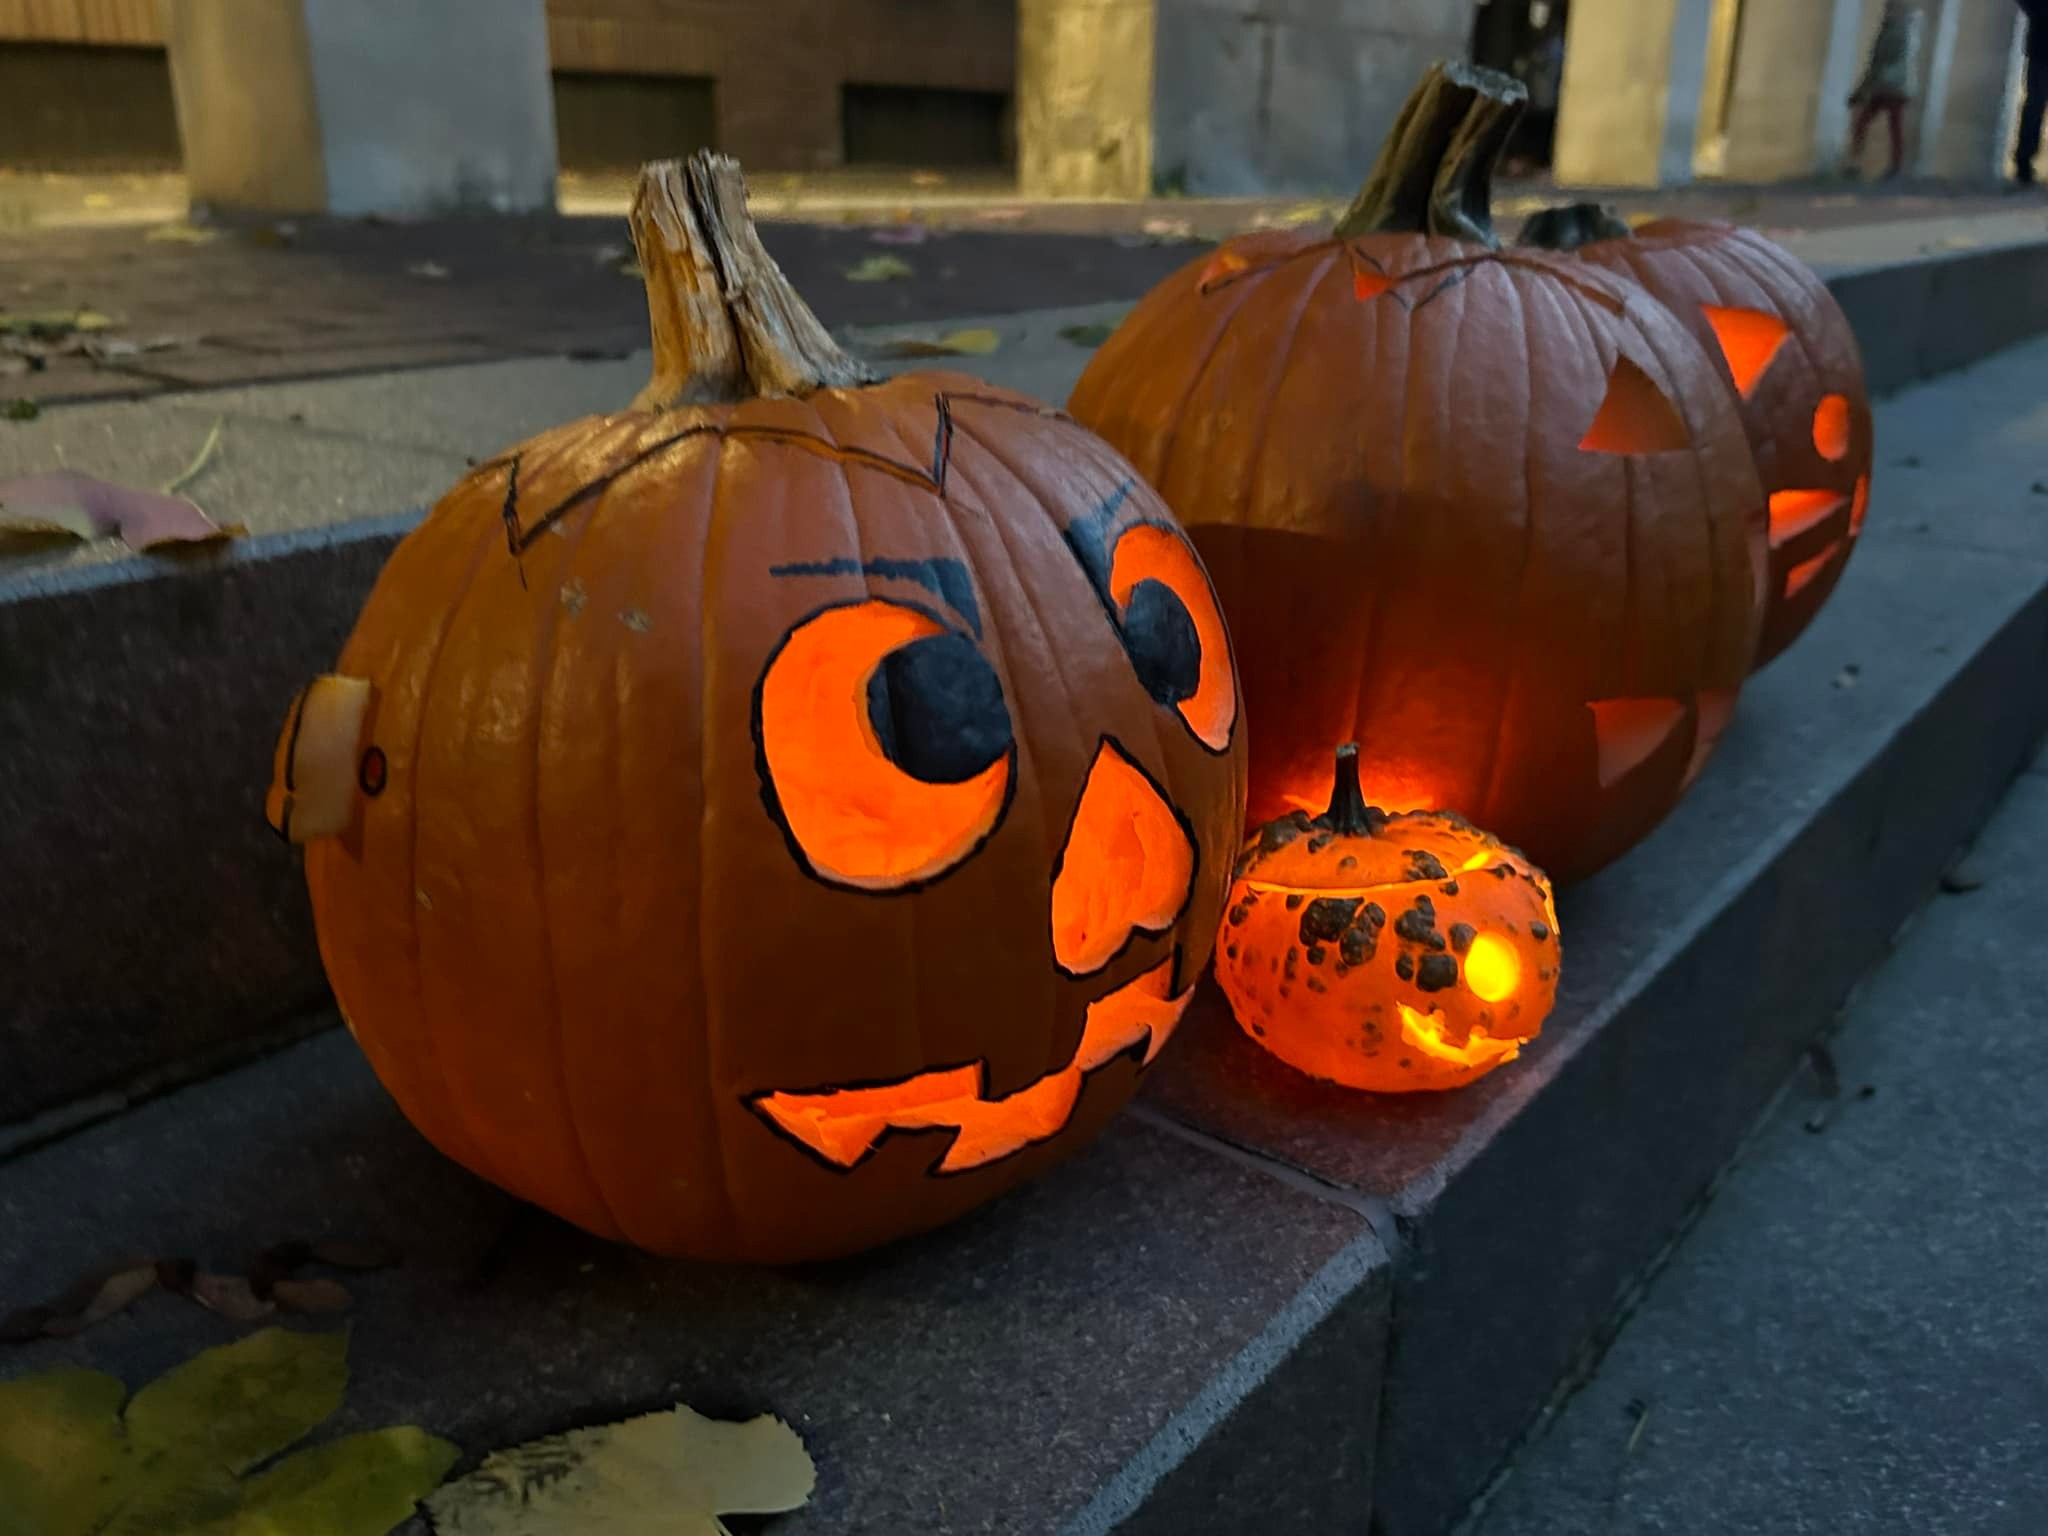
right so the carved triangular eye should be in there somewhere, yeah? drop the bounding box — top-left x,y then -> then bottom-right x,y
1579,356 -> 1690,455
1701,305 -> 1790,399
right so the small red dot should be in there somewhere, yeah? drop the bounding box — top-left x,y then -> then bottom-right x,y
358,746 -> 388,796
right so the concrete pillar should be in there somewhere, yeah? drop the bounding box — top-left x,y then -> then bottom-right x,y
1919,0 -> 2026,177
164,0 -> 558,218
1719,0 -> 1866,181
1553,0 -> 1719,187
1016,0 -> 1156,198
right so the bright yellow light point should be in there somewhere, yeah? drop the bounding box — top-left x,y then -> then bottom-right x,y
1459,850 -> 1495,873
1464,933 -> 1520,1003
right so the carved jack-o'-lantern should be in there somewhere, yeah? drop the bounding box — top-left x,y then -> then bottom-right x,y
1519,205 -> 1873,668
1217,745 -> 1558,1091
1068,63 -> 1765,883
264,154 -> 1246,1265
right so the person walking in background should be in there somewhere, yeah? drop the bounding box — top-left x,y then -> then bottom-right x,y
1842,1 -> 1924,180
2016,0 -> 2047,187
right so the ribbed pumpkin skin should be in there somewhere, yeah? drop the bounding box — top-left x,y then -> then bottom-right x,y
1069,233 -> 1766,882
1557,219 -> 1873,668
305,373 -> 1246,1264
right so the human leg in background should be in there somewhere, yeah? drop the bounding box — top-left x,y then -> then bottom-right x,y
1881,98 -> 1906,178
2018,52 -> 2047,186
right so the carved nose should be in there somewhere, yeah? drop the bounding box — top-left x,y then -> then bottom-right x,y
1049,740 -> 1195,978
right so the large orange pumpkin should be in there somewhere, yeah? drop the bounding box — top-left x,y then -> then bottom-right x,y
1068,63 -> 1765,882
1519,204 -> 1873,668
265,153 -> 1247,1264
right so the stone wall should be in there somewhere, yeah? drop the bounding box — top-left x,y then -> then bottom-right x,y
1150,0 -> 1470,195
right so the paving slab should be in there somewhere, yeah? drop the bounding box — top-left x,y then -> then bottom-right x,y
0,1031 -> 1388,1534
1466,760 -> 2048,1536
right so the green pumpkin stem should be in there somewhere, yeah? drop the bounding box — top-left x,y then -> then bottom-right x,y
1332,60 -> 1527,249
1517,202 -> 1635,251
1323,744 -> 1378,837
630,151 -> 875,411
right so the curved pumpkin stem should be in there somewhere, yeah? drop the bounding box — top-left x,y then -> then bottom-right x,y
1323,743 -> 1380,837
1332,60 -> 1526,249
630,152 -> 876,411
1517,201 -> 1634,252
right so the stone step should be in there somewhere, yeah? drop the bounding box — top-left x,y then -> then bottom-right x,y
4,243 -> 2048,1532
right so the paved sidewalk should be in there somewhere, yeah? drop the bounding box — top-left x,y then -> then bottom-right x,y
1,174 -> 2038,408
1469,746 -> 2048,1535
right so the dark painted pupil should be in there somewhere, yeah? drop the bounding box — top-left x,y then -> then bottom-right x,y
1120,577 -> 1201,707
866,631 -> 1014,785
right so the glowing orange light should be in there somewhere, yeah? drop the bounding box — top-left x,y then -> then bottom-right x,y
1463,933 -> 1520,1003
1199,250 -> 1250,292
1784,543 -> 1843,599
1849,475 -> 1870,536
1700,305 -> 1791,399
1579,356 -> 1691,455
755,956 -> 1191,1171
1396,1003 -> 1522,1070
1353,268 -> 1396,301
1587,697 -> 1687,789
759,600 -> 1009,889
1107,524 -> 1237,750
1812,394 -> 1851,461
1768,488 -> 1849,543
1051,742 -> 1195,976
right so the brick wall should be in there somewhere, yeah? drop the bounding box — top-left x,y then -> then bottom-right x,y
0,0 -> 1016,173
547,0 -> 1015,169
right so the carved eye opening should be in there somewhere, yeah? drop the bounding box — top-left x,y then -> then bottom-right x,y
1106,523 -> 1237,751
756,599 -> 1015,892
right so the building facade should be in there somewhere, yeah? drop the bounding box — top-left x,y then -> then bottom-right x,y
0,0 -> 2032,197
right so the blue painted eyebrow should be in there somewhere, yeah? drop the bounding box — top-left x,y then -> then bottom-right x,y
769,556 -> 982,639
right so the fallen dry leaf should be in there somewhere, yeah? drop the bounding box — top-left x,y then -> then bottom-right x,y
144,221 -> 220,245
427,1404 -> 814,1536
191,1272 -> 277,1322
0,1328 -> 456,1536
1832,664 -> 1861,690
273,1277 -> 354,1315
876,326 -> 1000,360
843,253 -> 914,283
407,260 -> 451,280
0,308 -> 114,338
4,399 -> 40,422
910,170 -> 947,188
0,471 -> 237,550
870,223 -> 930,246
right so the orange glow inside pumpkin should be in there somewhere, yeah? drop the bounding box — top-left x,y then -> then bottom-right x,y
759,600 -> 1010,889
1462,933 -> 1521,1003
1769,488 -> 1849,543
1588,697 -> 1687,789
755,955 -> 1191,1172
1397,1003 -> 1522,1070
1701,305 -> 1791,399
1579,356 -> 1691,455
1108,523 -> 1236,750
1812,394 -> 1851,461
1784,542 -> 1843,599
1850,475 -> 1870,536
1052,742 -> 1195,975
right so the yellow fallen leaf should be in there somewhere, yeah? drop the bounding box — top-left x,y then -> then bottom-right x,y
426,1404 -> 815,1536
844,253 -> 914,282
145,221 -> 221,245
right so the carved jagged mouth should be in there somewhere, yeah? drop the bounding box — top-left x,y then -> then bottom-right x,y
1396,1003 -> 1523,1070
753,955 -> 1191,1174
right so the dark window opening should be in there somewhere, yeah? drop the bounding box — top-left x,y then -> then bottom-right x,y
551,71 -> 716,173
0,44 -> 181,171
842,84 -> 1010,168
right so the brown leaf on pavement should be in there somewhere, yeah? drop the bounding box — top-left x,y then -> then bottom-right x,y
273,1277 -> 355,1315
0,470 -> 238,550
191,1272 -> 278,1322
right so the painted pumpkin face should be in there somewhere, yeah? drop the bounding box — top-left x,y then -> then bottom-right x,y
1520,210 -> 1873,669
1216,746 -> 1559,1092
1068,70 -> 1764,883
265,155 -> 1247,1265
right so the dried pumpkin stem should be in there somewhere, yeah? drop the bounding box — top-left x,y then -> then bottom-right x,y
1516,202 -> 1636,252
1332,60 -> 1526,248
1324,743 -> 1378,837
630,151 -> 876,410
